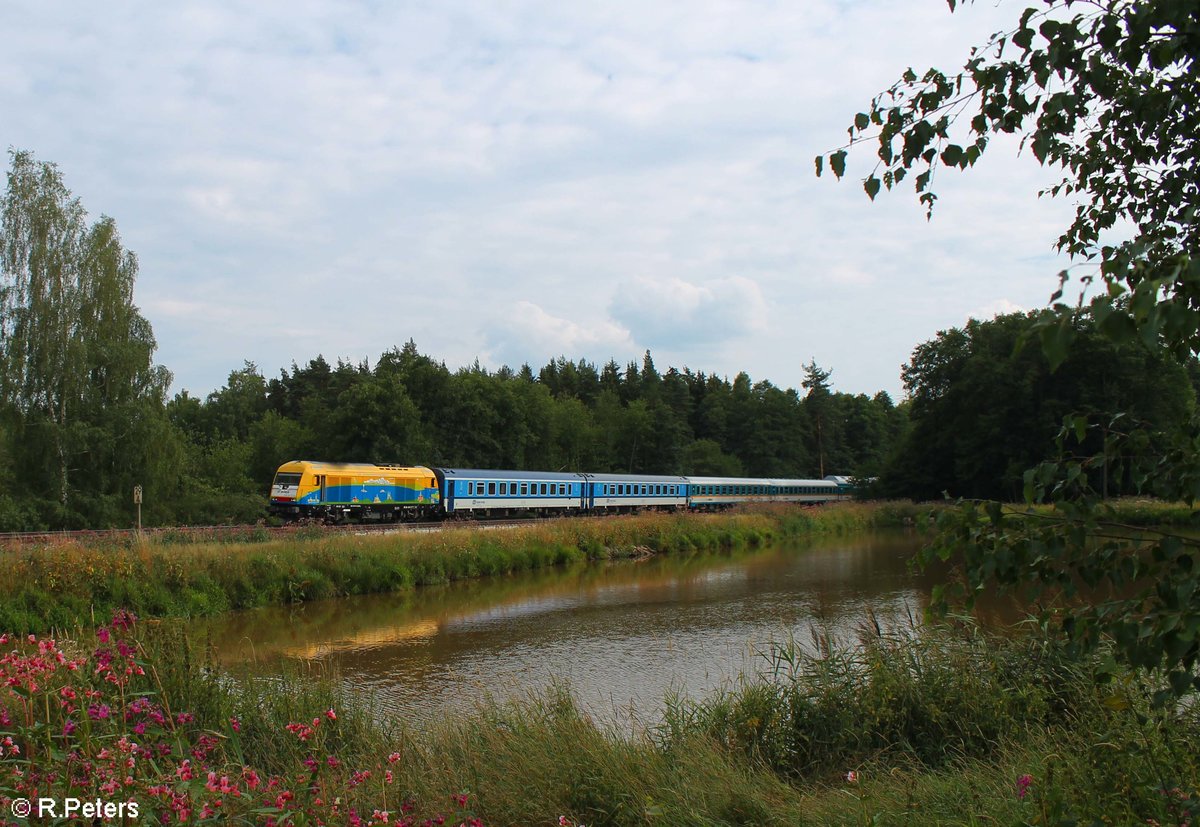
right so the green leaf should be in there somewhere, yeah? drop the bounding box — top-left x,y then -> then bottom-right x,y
830,150 -> 847,179
864,176 -> 881,200
814,155 -> 824,177
940,144 -> 964,167
854,112 -> 870,131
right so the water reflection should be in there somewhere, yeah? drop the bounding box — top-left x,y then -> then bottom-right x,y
202,532 -> 959,724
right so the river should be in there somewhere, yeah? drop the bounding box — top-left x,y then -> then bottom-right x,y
200,531 -> 967,725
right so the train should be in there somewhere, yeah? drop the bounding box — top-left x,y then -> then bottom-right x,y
268,460 -> 852,522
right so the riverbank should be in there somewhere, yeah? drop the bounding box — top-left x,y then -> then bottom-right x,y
0,502 -> 916,633
3,612 -> 1195,826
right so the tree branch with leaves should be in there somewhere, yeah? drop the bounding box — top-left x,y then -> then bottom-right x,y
820,0 -> 1200,698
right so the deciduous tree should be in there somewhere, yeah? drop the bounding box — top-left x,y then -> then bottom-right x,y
820,0 -> 1200,696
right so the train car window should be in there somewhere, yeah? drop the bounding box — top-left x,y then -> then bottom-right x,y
520,483 -> 528,496
486,482 -> 494,495
500,482 -> 508,495
559,483 -> 566,495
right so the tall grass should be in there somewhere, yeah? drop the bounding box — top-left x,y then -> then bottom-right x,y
0,506 -> 882,633
126,619 -> 1200,825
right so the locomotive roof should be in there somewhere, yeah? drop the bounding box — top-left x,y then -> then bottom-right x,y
283,461 -> 435,473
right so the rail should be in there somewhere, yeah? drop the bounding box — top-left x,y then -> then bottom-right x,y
0,518 -> 544,550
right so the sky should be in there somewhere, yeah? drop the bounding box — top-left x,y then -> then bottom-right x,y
1,1 -> 1081,402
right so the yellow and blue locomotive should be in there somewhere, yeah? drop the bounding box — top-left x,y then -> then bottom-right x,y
268,460 -> 440,522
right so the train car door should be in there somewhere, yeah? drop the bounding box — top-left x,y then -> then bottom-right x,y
316,475 -> 326,503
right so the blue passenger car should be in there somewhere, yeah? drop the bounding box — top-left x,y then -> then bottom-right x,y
583,473 -> 689,512
433,468 -> 586,516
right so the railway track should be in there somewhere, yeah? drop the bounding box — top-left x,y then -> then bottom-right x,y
0,517 -> 542,549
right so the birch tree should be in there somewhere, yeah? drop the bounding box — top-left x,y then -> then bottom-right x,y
0,150 -> 172,524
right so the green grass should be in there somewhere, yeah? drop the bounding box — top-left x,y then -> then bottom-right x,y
130,619 -> 1199,826
0,505 -> 885,633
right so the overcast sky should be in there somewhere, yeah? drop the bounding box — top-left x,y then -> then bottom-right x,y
2,1 -> 1079,401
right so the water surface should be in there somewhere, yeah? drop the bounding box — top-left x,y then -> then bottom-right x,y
203,532 -> 954,723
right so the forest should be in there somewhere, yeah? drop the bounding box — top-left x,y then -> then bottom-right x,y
1,149 -> 1194,530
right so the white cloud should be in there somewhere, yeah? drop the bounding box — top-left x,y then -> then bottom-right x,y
969,299 -> 1028,322
484,302 -> 634,369
609,276 -> 767,349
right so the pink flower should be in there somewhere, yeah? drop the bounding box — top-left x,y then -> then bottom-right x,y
845,770 -> 858,783
325,708 -> 337,721
1017,774 -> 1033,799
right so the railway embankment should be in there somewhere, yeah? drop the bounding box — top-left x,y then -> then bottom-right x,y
0,502 -> 923,633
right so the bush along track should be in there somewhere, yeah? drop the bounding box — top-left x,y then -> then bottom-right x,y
0,504 -> 887,634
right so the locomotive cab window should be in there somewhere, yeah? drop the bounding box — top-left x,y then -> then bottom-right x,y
274,473 -> 302,486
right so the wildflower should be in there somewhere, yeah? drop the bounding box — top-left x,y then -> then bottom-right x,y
111,608 -> 137,631
845,770 -> 858,783
326,708 -> 338,721
388,751 -> 402,763
229,716 -> 241,732
1017,774 -> 1033,800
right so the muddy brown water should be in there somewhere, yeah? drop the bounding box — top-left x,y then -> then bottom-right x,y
199,531 -> 1011,725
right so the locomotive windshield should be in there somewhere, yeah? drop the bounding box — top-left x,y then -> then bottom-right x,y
273,473 -> 301,486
